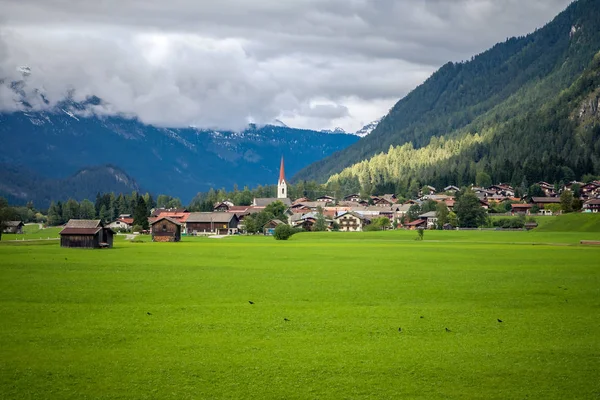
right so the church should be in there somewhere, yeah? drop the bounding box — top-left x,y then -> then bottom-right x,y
252,156 -> 292,207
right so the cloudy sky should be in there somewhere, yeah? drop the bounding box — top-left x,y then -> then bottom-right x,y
0,0 -> 573,132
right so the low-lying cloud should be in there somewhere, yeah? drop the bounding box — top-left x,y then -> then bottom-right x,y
0,0 -> 572,131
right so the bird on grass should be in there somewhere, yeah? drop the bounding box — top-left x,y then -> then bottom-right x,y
497,319 -> 503,323
420,316 -> 424,319
64,257 -> 68,260
248,301 -> 254,305
284,318 -> 290,322
445,327 -> 451,332
147,312 -> 152,316
398,327 -> 402,332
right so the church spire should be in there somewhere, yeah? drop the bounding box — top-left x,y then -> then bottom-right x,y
278,156 -> 286,184
277,156 -> 287,199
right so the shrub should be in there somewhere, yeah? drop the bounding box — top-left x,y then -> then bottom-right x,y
132,224 -> 143,233
273,224 -> 297,241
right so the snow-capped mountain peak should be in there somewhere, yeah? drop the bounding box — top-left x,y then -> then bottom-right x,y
354,119 -> 381,137
320,126 -> 347,134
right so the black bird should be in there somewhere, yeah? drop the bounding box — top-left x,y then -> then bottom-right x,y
420,316 -> 424,319
147,312 -> 152,316
445,327 -> 451,332
284,318 -> 290,322
497,319 -> 503,323
64,257 -> 67,260
398,327 -> 402,332
248,301 -> 254,305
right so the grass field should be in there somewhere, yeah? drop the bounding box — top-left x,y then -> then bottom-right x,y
1,227 -> 600,399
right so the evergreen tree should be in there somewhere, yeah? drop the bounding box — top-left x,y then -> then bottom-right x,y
79,199 -> 96,219
48,201 -> 63,226
133,197 -> 150,230
454,190 -> 487,228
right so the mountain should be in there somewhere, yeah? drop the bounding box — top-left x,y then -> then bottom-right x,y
0,164 -> 140,206
294,0 -> 600,193
321,127 -> 347,135
0,107 -> 358,206
354,119 -> 381,138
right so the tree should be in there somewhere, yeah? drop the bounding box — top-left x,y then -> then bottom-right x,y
571,184 -> 581,199
407,204 -> 422,221
545,203 -> 561,214
0,197 -> 17,240
62,199 -> 80,222
560,190 -> 574,213
47,201 -> 63,226
264,201 -> 287,222
476,171 -> 492,188
99,205 -> 110,223
133,197 -> 150,230
448,211 -> 458,227
314,212 -> 328,232
436,202 -> 449,229
421,200 -> 438,213
528,184 -> 545,198
273,224 -> 297,240
79,199 -> 96,219
454,190 -> 487,227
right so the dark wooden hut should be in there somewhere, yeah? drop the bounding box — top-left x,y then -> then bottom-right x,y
60,219 -> 114,249
3,221 -> 24,234
151,217 -> 182,242
186,212 -> 239,235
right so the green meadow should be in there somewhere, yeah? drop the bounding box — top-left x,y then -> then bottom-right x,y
1,225 -> 600,399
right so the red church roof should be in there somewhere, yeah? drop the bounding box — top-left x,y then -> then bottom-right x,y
279,156 -> 286,184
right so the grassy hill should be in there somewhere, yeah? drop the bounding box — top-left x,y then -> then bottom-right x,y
536,213 -> 600,232
295,0 -> 600,195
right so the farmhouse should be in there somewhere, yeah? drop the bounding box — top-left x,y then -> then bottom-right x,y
530,197 -> 561,209
187,212 -> 239,235
107,217 -> 134,231
511,204 -> 533,215
404,219 -> 427,230
343,194 -> 362,202
583,198 -> 600,212
59,219 -> 114,249
151,217 -> 182,242
418,211 -> 438,229
263,219 -> 286,235
3,221 -> 24,234
334,212 -> 370,232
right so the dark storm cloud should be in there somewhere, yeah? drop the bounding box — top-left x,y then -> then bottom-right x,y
0,0 -> 573,131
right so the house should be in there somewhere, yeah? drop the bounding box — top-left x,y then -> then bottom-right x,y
583,199 -> 600,213
511,204 -> 533,215
59,219 -> 114,249
150,208 -> 188,217
343,194 -> 362,202
581,182 -> 600,197
253,198 -> 292,207
373,197 -> 394,207
2,221 -> 24,234
316,195 -> 336,203
151,217 -> 182,242
421,185 -> 436,195
106,217 -> 134,231
290,212 -> 332,231
334,212 -> 370,232
536,182 -> 556,197
444,185 -> 460,193
186,212 -> 240,235
530,197 -> 561,209
404,219 -> 427,230
418,211 -> 438,229
213,201 -> 234,212
263,219 -> 286,235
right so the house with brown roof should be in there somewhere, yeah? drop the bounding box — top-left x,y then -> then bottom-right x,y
530,197 -> 561,209
583,198 -> 600,213
151,217 -> 182,242
263,219 -> 286,235
343,194 -> 363,202
511,204 -> 533,215
59,219 -> 114,249
404,219 -> 427,230
107,217 -> 134,232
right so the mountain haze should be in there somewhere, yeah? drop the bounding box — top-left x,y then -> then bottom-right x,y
294,0 -> 600,191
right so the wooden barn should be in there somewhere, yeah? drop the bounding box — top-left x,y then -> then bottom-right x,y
60,219 -> 114,249
3,221 -> 24,234
151,217 -> 182,242
186,212 -> 239,235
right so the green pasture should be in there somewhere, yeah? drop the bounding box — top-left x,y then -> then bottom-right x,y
1,229 -> 599,399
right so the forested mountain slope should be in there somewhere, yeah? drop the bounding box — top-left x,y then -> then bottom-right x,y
294,0 -> 600,190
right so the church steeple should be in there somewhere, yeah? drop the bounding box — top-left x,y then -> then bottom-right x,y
277,156 -> 287,199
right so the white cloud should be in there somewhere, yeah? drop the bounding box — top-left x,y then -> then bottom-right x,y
0,0 -> 573,132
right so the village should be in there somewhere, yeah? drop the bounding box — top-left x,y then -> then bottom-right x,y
3,158 -> 587,248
